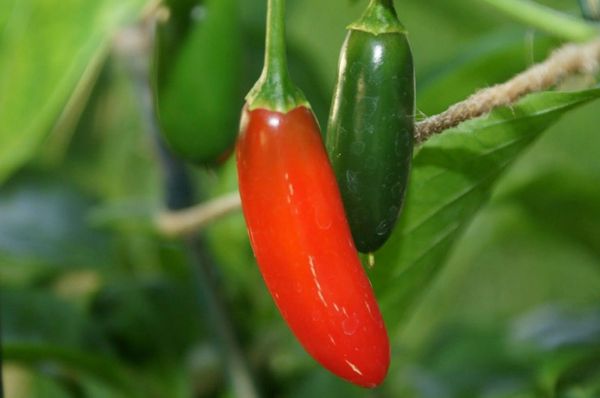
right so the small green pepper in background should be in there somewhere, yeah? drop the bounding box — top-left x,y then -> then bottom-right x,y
153,0 -> 242,166
326,0 -> 415,254
579,0 -> 600,21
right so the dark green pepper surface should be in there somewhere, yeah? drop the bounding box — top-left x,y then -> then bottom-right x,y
326,21 -> 414,253
153,0 -> 241,166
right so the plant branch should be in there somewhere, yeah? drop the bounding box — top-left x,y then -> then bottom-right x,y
155,36 -> 600,238
157,192 -> 242,237
416,37 -> 600,142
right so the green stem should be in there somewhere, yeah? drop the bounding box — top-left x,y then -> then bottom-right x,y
348,0 -> 406,35
263,0 -> 287,87
246,0 -> 308,112
482,0 -> 599,42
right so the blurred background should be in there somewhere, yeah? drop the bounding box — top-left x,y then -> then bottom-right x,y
1,0 -> 600,397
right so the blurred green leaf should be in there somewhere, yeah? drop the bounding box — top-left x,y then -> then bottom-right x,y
0,173 -> 111,273
62,54 -> 159,202
396,306 -> 600,397
287,370 -> 367,398
502,170 -> 600,259
1,288 -> 140,394
77,375 -> 131,398
509,306 -> 600,395
408,327 -> 529,398
0,0 -> 149,183
4,342 -> 139,397
3,368 -> 72,398
90,277 -> 206,361
1,288 -> 104,348
371,88 -> 600,331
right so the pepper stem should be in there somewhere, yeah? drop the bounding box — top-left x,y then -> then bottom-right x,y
246,0 -> 309,112
264,0 -> 287,84
348,0 -> 407,35
376,0 -> 395,9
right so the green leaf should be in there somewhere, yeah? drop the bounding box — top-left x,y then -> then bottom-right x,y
0,173 -> 111,273
1,288 -> 105,349
503,170 -> 600,260
1,288 -> 141,394
0,0 -> 149,184
287,370 -> 366,398
510,305 -> 600,394
404,326 -> 529,398
371,88 -> 600,332
4,342 -> 139,397
1,367 -> 72,398
90,277 -> 206,361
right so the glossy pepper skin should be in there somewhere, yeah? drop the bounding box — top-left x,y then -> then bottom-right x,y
326,0 -> 415,253
237,106 -> 390,387
153,0 -> 241,165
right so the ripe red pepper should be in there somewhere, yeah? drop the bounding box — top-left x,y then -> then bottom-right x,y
237,106 -> 389,386
236,0 -> 389,387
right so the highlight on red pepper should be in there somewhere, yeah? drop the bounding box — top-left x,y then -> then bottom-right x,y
235,0 -> 390,388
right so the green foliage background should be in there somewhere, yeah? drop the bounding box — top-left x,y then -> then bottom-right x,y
1,0 -> 600,397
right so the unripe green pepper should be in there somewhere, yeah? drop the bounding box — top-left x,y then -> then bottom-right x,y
153,0 -> 241,165
326,0 -> 415,253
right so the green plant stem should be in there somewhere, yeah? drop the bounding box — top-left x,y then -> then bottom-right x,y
482,0 -> 599,42
264,0 -> 287,86
246,0 -> 308,112
348,0 -> 406,35
186,236 -> 260,398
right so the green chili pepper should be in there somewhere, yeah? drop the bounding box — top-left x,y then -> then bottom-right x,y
326,0 -> 415,253
153,0 -> 241,165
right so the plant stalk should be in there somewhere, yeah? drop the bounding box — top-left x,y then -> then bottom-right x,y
246,0 -> 308,112
263,0 -> 288,90
348,0 -> 406,35
482,0 -> 598,42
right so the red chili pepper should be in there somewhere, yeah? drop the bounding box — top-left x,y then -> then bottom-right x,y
235,0 -> 390,385
237,105 -> 390,386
